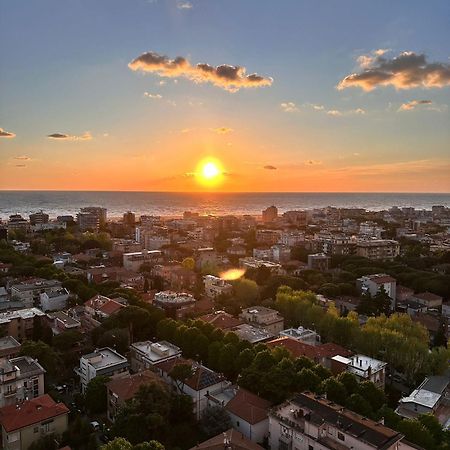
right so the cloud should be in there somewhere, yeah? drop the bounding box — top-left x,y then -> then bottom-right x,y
280,102 -> 299,112
14,155 -> 31,161
211,127 -> 233,134
15,164 -> 26,168
338,50 -> 450,91
128,51 -> 273,92
177,1 -> 192,9
305,160 -> 322,166
47,132 -> 92,141
326,108 -> 365,117
0,128 -> 16,138
327,110 -> 342,117
398,99 -> 432,111
144,92 -> 163,99
263,165 -> 277,170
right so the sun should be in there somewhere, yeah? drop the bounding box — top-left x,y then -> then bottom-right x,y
196,158 -> 224,187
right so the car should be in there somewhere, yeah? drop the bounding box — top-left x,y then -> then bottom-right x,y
90,421 -> 101,431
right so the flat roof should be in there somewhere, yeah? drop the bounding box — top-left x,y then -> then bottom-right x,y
82,347 -> 128,369
131,340 -> 181,363
0,336 -> 21,351
232,324 -> 274,343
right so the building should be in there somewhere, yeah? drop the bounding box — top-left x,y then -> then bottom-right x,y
123,211 -> 136,227
153,291 -> 196,319
123,250 -> 163,272
153,264 -> 197,291
77,212 -> 100,231
331,354 -> 387,389
29,211 -> 49,226
129,340 -> 181,372
199,311 -> 243,331
262,206 -> 278,223
232,324 -> 275,344
269,392 -> 409,450
0,356 -> 45,407
0,308 -> 46,341
355,239 -> 400,261
106,370 -> 165,422
7,215 -> 29,233
204,275 -> 233,298
307,253 -> 330,271
271,244 -> 291,263
195,248 -> 217,270
279,327 -> 321,346
207,387 -> 271,444
83,295 -> 125,330
155,357 -> 228,419
46,311 -> 81,335
239,306 -> 284,335
39,288 -> 70,312
80,207 -> 107,227
396,375 -> 450,426
410,292 -> 443,309
78,347 -> 129,392
357,274 -> 397,310
0,337 -> 21,361
11,279 -> 63,308
189,429 -> 264,450
239,257 -> 284,275
0,394 -> 69,450
256,229 -> 281,245
282,210 -> 308,227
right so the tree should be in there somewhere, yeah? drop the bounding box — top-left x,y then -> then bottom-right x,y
169,363 -> 194,393
85,376 -> 110,414
182,257 -> 195,270
233,278 -> 259,306
143,278 -> 149,293
346,393 -> 373,418
28,435 -> 59,450
101,438 -> 132,450
321,378 -> 347,405
53,330 -> 83,352
396,419 -> 436,450
20,340 -> 62,377
200,405 -> 232,438
134,442 -> 165,450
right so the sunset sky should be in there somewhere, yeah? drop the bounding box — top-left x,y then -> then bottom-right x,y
0,0 -> 449,192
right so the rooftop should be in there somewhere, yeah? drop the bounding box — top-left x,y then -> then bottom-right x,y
225,388 -> 271,425
232,324 -> 274,344
107,370 -> 165,401
0,336 -> 21,352
189,429 -> 264,450
131,340 -> 181,363
82,348 -> 128,370
0,394 -> 69,432
346,354 -> 387,375
0,307 -> 45,324
199,311 -> 243,330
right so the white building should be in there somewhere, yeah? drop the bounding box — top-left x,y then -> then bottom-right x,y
280,327 -> 321,346
269,393 -> 412,450
10,280 -> 63,308
129,341 -> 181,372
78,348 -> 128,392
0,356 -> 45,407
204,275 -> 233,299
357,273 -> 397,310
39,288 -> 70,312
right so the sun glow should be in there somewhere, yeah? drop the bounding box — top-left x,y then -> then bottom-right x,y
196,158 -> 224,187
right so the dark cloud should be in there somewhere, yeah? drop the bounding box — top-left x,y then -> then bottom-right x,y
338,51 -> 450,91
264,165 -> 277,170
0,128 -> 16,138
398,100 -> 432,111
47,132 -> 92,141
129,51 -> 273,92
14,156 -> 31,160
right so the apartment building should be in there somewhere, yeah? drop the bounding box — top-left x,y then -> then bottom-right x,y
204,275 -> 233,298
10,279 -> 63,308
355,240 -> 400,261
39,288 -> 69,312
0,337 -> 21,361
0,356 -> 45,407
0,309 -> 45,341
307,254 -> 330,272
129,340 -> 181,372
153,291 -> 196,319
0,395 -> 69,450
269,392 -> 411,450
262,206 -> 278,223
357,274 -> 397,310
240,306 -> 284,335
123,250 -> 163,272
78,347 -> 129,392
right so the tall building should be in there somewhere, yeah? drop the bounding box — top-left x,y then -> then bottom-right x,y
123,211 -> 136,227
29,211 -> 49,225
78,206 -> 107,230
77,212 -> 100,231
262,205 -> 278,223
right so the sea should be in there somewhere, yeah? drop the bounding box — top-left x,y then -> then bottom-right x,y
0,191 -> 449,220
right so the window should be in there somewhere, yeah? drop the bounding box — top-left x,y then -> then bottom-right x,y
338,432 -> 345,441
236,421 -> 240,427
34,427 -> 39,433
308,446 -> 314,450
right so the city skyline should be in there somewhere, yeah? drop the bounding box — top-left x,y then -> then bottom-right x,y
1,0 -> 450,192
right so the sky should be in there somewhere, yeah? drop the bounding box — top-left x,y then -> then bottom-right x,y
0,0 -> 449,192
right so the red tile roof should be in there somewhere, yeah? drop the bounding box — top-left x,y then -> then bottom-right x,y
266,337 -> 352,362
107,371 -> 165,401
225,389 -> 270,425
413,292 -> 443,302
0,395 -> 69,433
189,428 -> 264,449
98,299 -> 126,316
199,312 -> 243,330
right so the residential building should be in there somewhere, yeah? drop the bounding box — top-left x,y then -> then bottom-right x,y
155,357 -> 229,419
29,211 -> 49,226
239,306 -> 284,335
77,212 -> 100,231
331,354 -> 387,389
355,239 -> 400,261
262,205 -> 278,223
153,291 -> 196,319
80,207 -> 107,227
0,308 -> 46,341
0,356 -> 45,407
239,257 -> 284,275
256,229 -> 281,245
199,311 -> 243,331
269,392 -> 409,450
83,295 -> 125,330
410,292 -> 443,309
204,275 -> 233,298
307,253 -> 330,271
123,250 -> 163,272
7,215 -> 29,233
46,311 -> 81,335
396,375 -> 450,426
11,279 -> 63,308
39,288 -> 70,312
279,327 -> 321,346
129,340 -> 181,372
78,347 -> 129,392
232,324 -> 275,344
106,370 -> 165,422
282,210 -> 308,227
195,247 -> 217,270
189,429 -> 264,450
207,387 -> 271,444
0,394 -> 69,450
357,274 -> 397,310
123,211 -> 136,227
0,337 -> 21,361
